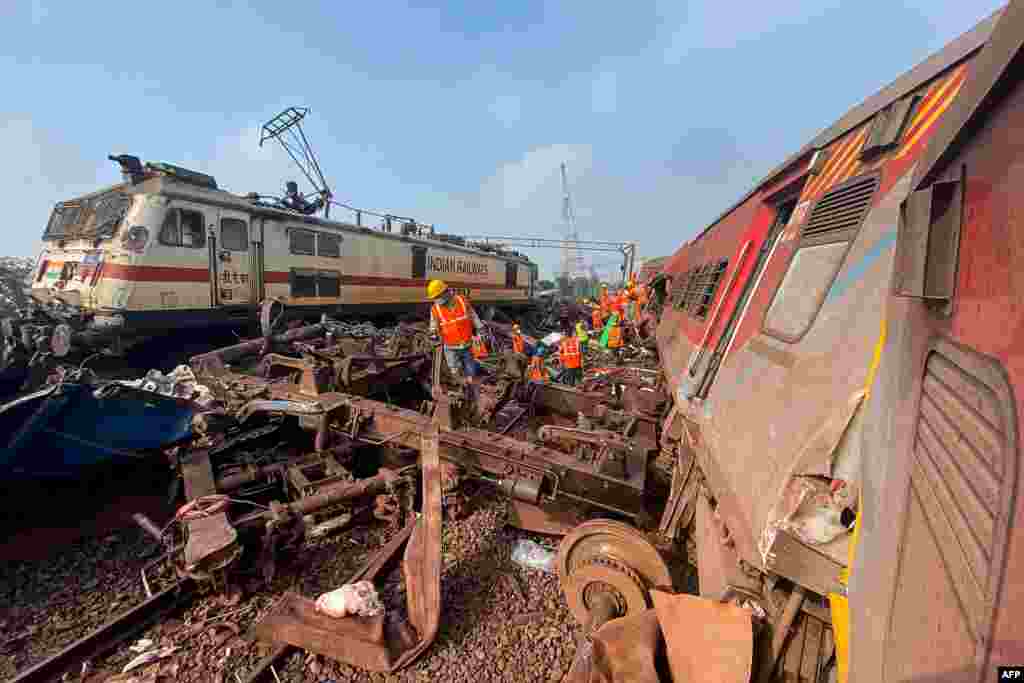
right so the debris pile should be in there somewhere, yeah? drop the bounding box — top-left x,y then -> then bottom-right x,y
1,297 -> 780,683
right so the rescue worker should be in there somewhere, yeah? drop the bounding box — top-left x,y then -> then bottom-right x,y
637,282 -> 649,312
575,320 -> 590,346
511,324 -> 526,354
281,181 -> 328,215
559,332 -> 583,386
591,300 -> 605,332
598,284 -> 612,320
427,279 -> 485,398
606,312 -> 624,362
528,353 -> 547,383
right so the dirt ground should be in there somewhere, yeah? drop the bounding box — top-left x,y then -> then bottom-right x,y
0,481 -> 582,683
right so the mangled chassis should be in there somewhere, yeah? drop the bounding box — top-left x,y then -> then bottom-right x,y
165,327 -> 667,673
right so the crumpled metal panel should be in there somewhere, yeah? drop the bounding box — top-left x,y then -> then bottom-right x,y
564,609 -> 664,683
651,590 -> 753,683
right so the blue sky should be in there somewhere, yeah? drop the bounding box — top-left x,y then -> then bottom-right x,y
0,0 -> 1005,279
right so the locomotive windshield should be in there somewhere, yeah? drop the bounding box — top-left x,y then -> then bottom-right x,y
41,190 -> 131,242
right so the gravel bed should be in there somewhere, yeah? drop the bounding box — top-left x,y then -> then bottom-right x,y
3,483 -> 582,683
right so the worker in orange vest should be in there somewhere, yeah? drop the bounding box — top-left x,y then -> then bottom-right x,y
599,284 -> 612,318
558,333 -> 583,386
428,279 -> 485,395
591,302 -> 604,332
511,324 -> 526,354
606,313 -> 624,361
528,354 -> 547,383
612,289 -> 627,319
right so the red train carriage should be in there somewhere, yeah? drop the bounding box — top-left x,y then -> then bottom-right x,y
655,4 -> 1023,681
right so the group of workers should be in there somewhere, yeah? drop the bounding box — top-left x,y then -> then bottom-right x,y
427,277 -> 648,393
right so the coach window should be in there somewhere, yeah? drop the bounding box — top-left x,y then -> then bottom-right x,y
318,270 -> 341,297
290,268 -> 317,297
221,218 -> 248,251
318,232 -> 341,258
290,228 -> 315,256
763,174 -> 879,342
159,209 -> 206,248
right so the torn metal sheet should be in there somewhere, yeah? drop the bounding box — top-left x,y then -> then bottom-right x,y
651,590 -> 753,683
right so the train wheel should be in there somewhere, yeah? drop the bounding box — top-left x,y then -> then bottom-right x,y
556,519 -> 672,632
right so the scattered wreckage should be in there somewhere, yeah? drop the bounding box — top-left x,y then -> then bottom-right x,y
8,300 -> 711,682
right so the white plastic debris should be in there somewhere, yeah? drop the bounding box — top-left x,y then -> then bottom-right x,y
541,332 -> 564,347
314,581 -> 384,619
122,645 -> 177,673
117,364 -> 212,405
128,638 -> 154,654
511,539 -> 556,573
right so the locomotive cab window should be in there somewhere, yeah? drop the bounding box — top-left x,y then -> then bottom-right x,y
221,218 -> 248,251
763,174 -> 879,342
290,228 -> 315,256
318,232 -> 341,258
159,209 -> 206,248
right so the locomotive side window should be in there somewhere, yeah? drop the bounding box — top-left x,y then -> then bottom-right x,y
318,233 -> 341,258
221,218 -> 248,251
290,268 -> 317,297
290,228 -> 315,255
411,246 -> 427,279
505,262 -> 518,288
159,209 -> 206,248
319,270 -> 341,297
763,174 -> 879,342
289,268 -> 340,297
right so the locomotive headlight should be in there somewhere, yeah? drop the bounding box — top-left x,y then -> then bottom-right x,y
121,225 -> 150,252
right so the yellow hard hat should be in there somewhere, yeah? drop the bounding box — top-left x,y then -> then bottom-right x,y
427,279 -> 448,299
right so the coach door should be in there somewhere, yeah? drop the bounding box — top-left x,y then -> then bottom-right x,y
214,210 -> 253,306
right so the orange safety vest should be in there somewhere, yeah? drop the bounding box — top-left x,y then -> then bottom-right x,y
560,337 -> 582,369
512,333 -> 525,354
599,293 -> 611,314
432,295 -> 474,347
591,308 -> 603,329
637,286 -> 648,307
471,336 -> 489,359
528,356 -> 546,382
607,324 -> 623,349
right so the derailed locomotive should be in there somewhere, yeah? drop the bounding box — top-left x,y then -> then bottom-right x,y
2,160 -> 537,359
654,3 -> 1024,680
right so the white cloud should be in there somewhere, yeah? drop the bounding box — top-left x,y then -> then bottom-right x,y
590,70 -> 618,114
489,94 -> 523,127
0,117 -> 109,257
29,0 -> 48,25
662,0 -> 843,63
480,143 -> 593,212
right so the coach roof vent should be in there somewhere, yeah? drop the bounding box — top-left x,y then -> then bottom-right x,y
802,175 -> 880,243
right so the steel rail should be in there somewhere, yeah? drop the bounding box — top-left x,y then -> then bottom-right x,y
11,580 -> 195,683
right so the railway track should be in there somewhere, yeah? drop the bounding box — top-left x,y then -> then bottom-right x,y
10,580 -> 194,683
